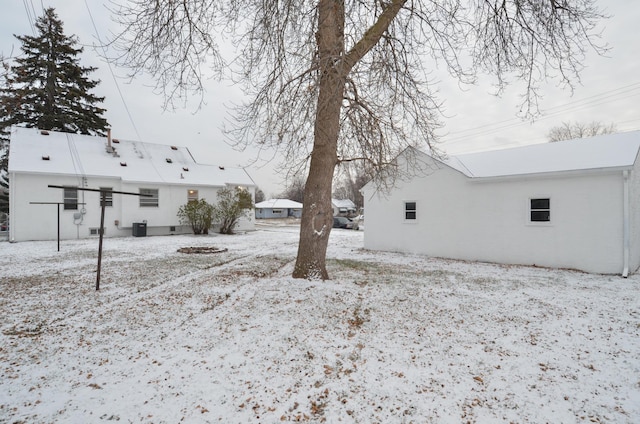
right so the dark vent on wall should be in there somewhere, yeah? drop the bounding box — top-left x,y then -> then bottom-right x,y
42,155 -> 50,161
166,158 -> 173,163
182,167 -> 189,172
112,139 -> 120,143
170,146 -> 178,150
120,162 -> 127,167
40,130 -> 49,136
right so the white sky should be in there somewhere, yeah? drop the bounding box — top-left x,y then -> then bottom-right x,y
1,1 -> 639,196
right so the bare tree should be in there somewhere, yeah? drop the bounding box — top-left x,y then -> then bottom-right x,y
109,0 -> 607,279
548,121 -> 617,142
333,162 -> 372,211
279,176 -> 306,204
254,187 -> 266,204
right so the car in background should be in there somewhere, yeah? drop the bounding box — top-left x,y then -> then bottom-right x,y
333,216 -> 359,230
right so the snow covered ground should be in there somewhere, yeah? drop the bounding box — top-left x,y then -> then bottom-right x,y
1,222 -> 639,423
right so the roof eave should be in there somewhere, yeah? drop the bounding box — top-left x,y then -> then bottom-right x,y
468,165 -> 634,182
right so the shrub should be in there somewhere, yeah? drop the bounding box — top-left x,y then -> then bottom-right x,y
177,199 -> 214,234
214,187 -> 253,234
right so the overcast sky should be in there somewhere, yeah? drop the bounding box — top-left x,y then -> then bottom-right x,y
1,1 -> 639,197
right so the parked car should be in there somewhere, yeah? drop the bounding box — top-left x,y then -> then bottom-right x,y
333,216 -> 359,230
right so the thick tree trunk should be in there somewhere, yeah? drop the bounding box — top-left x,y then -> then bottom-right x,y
292,0 -> 407,279
292,0 -> 345,279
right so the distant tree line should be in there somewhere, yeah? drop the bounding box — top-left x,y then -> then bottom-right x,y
548,121 -> 616,142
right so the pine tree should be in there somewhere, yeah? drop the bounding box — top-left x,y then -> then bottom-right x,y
0,8 -> 108,135
0,7 -> 109,214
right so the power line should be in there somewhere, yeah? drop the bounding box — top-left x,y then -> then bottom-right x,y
442,82 -> 640,146
28,0 -> 39,27
22,0 -> 36,35
83,0 -> 142,142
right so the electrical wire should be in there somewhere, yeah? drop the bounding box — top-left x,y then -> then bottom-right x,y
22,0 -> 36,35
442,82 -> 640,146
83,0 -> 143,142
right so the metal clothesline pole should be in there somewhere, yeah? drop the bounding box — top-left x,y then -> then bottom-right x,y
29,201 -> 86,252
47,185 -> 151,290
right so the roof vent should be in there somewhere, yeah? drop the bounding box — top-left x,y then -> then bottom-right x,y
42,155 -> 50,161
170,146 -> 178,150
182,167 -> 189,172
166,158 -> 173,163
40,130 -> 49,136
112,139 -> 120,144
120,162 -> 127,167
219,166 -> 225,170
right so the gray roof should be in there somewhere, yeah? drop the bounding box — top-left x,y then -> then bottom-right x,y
443,130 -> 640,179
255,199 -> 303,209
332,198 -> 356,209
8,127 -> 255,187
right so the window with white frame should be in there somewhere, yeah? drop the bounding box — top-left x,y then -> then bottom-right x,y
530,198 -> 550,222
63,186 -> 78,210
99,187 -> 113,207
139,188 -> 159,207
188,189 -> 198,202
404,201 -> 417,220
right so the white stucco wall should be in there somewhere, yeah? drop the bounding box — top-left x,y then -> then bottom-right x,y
626,155 -> 640,273
9,173 -> 255,241
364,155 -> 628,274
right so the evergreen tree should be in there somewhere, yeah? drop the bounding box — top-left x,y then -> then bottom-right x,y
0,8 -> 108,135
0,7 -> 109,214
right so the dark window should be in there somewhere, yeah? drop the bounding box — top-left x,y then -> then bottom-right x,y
405,202 -> 417,220
140,188 -> 159,207
530,198 -> 550,222
63,187 -> 78,210
99,187 -> 113,207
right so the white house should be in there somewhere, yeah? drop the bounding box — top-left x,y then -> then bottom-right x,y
362,131 -> 640,276
8,127 -> 256,241
332,198 -> 357,217
255,199 -> 303,218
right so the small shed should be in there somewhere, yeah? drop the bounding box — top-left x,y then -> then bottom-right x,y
362,131 -> 640,276
255,199 -> 303,218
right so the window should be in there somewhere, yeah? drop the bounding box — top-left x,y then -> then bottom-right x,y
63,187 -> 78,210
90,228 -> 105,236
404,201 -> 417,220
99,187 -> 113,207
140,188 -> 159,207
188,189 -> 198,202
530,198 -> 550,222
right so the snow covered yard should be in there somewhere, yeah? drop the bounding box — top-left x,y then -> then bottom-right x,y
1,224 -> 639,423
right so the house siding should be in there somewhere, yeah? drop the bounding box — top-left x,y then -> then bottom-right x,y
364,154 -> 627,274
256,208 -> 287,219
10,173 -> 254,241
627,154 -> 640,272
8,128 -> 256,241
